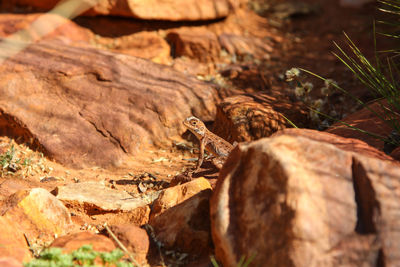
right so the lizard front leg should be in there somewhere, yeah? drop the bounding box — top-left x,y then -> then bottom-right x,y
194,138 -> 206,172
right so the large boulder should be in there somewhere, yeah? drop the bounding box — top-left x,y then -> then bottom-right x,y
1,0 -> 231,21
0,40 -> 217,168
211,129 -> 400,266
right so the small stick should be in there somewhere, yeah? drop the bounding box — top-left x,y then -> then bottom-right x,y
104,224 -> 140,266
144,224 -> 166,267
23,233 -> 36,257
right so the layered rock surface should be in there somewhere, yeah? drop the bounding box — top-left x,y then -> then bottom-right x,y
0,40 -> 217,168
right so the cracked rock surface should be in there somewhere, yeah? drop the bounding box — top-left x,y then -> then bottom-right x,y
0,40 -> 218,168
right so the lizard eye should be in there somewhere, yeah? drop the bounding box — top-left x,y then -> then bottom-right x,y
191,121 -> 197,125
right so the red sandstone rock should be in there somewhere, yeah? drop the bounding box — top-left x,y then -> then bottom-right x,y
0,257 -> 24,267
108,225 -> 149,265
51,231 -> 115,253
0,217 -> 32,263
211,131 -> 400,266
167,28 -> 221,63
0,178 -> 31,201
212,93 -> 308,143
1,0 -> 231,21
273,128 -> 395,162
150,177 -> 212,220
0,188 -> 73,242
108,31 -> 171,65
149,189 -> 213,256
0,40 -> 218,168
53,182 -> 153,225
327,100 -> 393,151
0,13 -> 92,43
218,33 -> 273,59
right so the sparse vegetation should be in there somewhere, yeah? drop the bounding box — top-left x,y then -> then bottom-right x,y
285,67 -> 343,130
286,0 -> 400,152
24,244 -> 135,267
0,139 -> 52,178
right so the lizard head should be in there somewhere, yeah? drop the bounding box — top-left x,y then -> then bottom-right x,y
183,116 -> 206,138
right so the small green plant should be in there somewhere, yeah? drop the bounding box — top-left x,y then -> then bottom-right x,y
24,244 -> 135,267
0,141 -> 52,178
0,144 -> 20,174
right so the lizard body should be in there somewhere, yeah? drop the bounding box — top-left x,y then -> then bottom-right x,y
183,116 -> 234,171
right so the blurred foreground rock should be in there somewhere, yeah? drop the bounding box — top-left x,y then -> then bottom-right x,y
109,225 -> 149,265
211,129 -> 400,266
0,188 -> 73,242
0,216 -> 31,263
0,257 -> 24,267
0,40 -> 217,168
51,231 -> 116,253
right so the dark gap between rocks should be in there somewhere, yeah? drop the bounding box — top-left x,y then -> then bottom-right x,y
0,110 -> 47,156
351,157 -> 379,234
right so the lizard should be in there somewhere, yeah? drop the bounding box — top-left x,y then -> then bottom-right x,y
183,116 -> 234,172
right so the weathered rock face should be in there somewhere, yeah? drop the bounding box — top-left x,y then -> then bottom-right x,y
212,93 -> 308,143
53,182 -> 155,216
150,188 -> 213,256
0,188 -> 73,242
106,31 -> 171,65
1,0 -> 231,21
211,129 -> 400,266
0,40 -> 218,168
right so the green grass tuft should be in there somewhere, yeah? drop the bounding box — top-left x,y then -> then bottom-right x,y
24,244 -> 135,267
